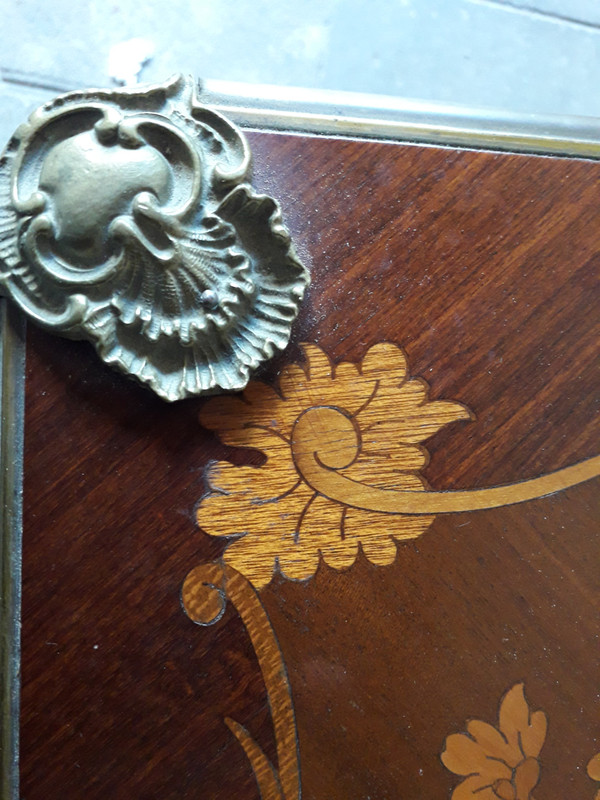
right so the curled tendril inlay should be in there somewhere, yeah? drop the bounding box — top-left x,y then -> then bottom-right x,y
182,562 -> 300,800
0,75 -> 309,400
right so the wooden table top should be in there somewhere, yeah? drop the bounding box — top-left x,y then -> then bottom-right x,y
20,131 -> 600,800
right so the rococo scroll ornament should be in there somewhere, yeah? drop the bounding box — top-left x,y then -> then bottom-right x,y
0,75 -> 309,400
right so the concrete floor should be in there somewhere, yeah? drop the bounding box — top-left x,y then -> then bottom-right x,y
1,0 -> 600,119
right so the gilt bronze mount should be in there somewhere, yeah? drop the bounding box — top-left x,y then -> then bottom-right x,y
0,75 -> 309,401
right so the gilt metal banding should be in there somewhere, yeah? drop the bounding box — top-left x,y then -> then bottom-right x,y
0,75 -> 310,401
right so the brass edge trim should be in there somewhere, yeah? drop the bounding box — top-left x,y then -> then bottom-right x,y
204,106 -> 600,159
201,80 -> 600,158
3,72 -> 600,158
0,299 -> 25,800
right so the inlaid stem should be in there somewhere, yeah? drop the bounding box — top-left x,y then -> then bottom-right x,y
182,562 -> 301,800
292,407 -> 600,515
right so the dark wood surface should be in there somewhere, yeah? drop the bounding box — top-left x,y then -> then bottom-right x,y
21,132 -> 600,799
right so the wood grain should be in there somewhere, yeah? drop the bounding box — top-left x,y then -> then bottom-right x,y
20,131 -> 600,800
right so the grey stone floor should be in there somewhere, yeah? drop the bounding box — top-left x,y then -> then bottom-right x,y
1,0 -> 599,118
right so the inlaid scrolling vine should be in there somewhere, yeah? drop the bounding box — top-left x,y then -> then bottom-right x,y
181,342 -> 600,799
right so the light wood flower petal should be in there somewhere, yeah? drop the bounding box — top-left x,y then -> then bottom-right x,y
587,753 -> 600,781
357,376 -> 426,432
450,775 -> 499,800
360,342 -> 408,386
298,494 -> 357,571
358,382 -> 471,447
343,507 -> 407,567
211,482 -> 317,588
196,489 -> 266,539
201,382 -> 301,443
276,492 -> 345,581
347,447 -> 429,475
204,427 -> 297,501
331,361 -> 378,416
513,756 -> 540,798
200,395 -> 290,451
519,709 -> 547,760
279,345 -> 377,418
493,780 -> 517,800
466,719 -> 519,765
276,537 -> 321,583
442,733 -> 512,781
198,480 -> 310,539
499,684 -> 547,761
221,535 -> 278,591
343,459 -> 428,491
205,460 -> 298,503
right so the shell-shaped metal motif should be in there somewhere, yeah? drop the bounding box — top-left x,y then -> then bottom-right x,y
0,75 -> 309,400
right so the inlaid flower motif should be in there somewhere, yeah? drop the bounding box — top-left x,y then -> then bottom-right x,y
197,342 -> 471,589
441,683 -> 547,800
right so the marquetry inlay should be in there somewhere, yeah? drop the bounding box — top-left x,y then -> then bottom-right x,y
181,341 -> 600,798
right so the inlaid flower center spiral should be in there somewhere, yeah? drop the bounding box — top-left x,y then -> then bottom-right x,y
292,406 -> 361,471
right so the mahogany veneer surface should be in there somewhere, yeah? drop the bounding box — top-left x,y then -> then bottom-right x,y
21,132 -> 599,799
